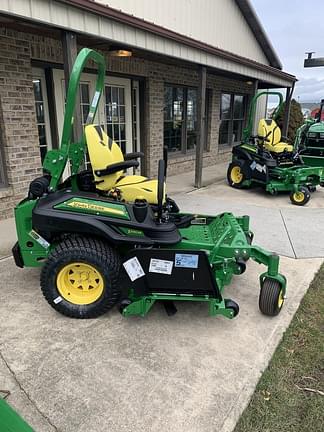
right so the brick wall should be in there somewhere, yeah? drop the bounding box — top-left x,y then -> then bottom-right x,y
0,28 -> 42,220
0,26 -> 254,219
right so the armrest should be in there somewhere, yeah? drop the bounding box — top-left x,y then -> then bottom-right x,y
123,152 -> 144,160
94,160 -> 139,177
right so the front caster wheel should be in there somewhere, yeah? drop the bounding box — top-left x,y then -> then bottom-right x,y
290,186 -> 310,206
225,299 -> 239,318
259,278 -> 284,316
235,259 -> 246,275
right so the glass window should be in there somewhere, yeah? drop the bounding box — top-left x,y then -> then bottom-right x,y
132,85 -> 138,152
219,93 -> 246,146
164,85 -> 204,154
105,85 -> 127,154
187,88 -> 197,151
221,94 -> 231,119
80,83 -> 90,125
164,86 -> 184,153
33,78 -> 49,163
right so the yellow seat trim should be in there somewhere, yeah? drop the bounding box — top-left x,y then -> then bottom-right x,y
258,119 -> 293,153
85,124 -> 163,204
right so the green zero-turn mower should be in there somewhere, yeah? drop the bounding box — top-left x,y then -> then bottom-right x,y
295,99 -> 324,167
12,48 -> 287,320
227,91 -> 324,205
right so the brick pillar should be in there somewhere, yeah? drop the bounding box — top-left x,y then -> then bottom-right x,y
145,76 -> 164,177
0,28 -> 42,218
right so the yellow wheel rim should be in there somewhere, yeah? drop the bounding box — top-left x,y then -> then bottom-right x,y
230,166 -> 243,184
293,191 -> 305,203
278,289 -> 284,308
57,262 -> 104,305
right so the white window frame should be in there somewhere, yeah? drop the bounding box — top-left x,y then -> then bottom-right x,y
32,68 -> 52,155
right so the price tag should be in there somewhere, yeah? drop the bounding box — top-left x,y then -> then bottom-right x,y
123,257 -> 145,282
149,258 -> 173,275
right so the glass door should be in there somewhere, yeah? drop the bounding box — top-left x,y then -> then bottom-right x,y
53,71 -> 135,177
32,68 -> 52,163
53,70 -> 98,177
102,76 -> 133,155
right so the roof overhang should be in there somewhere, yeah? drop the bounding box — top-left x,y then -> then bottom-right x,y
0,0 -> 296,87
235,0 -> 282,70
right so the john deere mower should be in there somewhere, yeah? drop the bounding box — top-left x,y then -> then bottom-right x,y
295,99 -> 324,167
227,91 -> 324,205
12,49 -> 287,320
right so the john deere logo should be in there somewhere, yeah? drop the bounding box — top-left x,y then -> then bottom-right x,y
55,198 -> 129,219
126,229 -> 143,235
67,200 -> 125,216
119,227 -> 144,236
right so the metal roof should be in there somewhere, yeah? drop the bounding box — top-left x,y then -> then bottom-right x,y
0,0 -> 296,86
235,0 -> 282,69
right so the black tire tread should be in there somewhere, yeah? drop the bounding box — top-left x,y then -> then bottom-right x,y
40,236 -> 121,319
259,278 -> 283,317
224,299 -> 239,317
289,186 -> 311,206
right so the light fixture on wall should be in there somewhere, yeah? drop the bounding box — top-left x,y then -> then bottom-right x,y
246,80 -> 253,85
108,46 -> 132,57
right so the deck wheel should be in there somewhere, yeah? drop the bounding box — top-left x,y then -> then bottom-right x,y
224,299 -> 239,317
118,299 -> 132,314
289,186 -> 310,206
259,278 -> 284,316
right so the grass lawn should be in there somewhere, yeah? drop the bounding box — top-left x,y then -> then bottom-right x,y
234,263 -> 324,432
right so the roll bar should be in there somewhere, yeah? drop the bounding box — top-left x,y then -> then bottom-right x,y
242,91 -> 283,143
43,48 -> 106,191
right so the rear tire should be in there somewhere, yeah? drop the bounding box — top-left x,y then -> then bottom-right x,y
259,278 -> 284,316
41,236 -> 121,318
227,162 -> 246,189
289,186 -> 310,206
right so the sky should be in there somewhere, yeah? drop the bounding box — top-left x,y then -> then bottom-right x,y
252,0 -> 324,102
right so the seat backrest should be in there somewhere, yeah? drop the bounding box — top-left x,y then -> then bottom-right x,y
85,124 -> 124,191
258,119 -> 281,146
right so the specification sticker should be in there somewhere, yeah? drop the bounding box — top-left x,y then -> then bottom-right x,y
123,257 -> 145,282
29,230 -> 50,249
149,258 -> 173,275
175,253 -> 199,268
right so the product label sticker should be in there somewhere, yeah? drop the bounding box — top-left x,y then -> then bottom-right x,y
29,230 -> 50,249
123,257 -> 145,282
91,90 -> 101,109
175,253 -> 199,268
149,258 -> 173,275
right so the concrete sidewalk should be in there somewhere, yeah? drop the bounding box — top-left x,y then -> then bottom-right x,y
0,255 -> 321,432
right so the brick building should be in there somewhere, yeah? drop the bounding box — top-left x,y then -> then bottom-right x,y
0,0 -> 296,220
